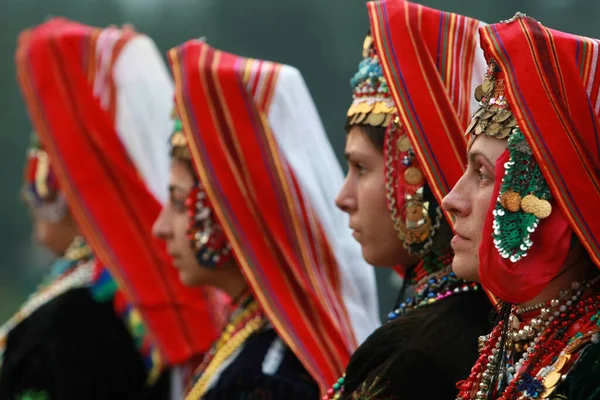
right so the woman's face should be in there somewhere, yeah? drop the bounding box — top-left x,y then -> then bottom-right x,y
442,135 -> 507,282
152,159 -> 219,286
336,126 -> 419,268
31,207 -> 78,257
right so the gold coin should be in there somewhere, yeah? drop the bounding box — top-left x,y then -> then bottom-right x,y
553,354 -> 571,371
366,113 -> 386,126
543,370 -> 561,389
475,122 -> 485,135
473,107 -> 486,118
497,127 -> 513,139
534,199 -> 552,219
520,194 -> 539,214
482,78 -> 494,94
493,109 -> 512,122
474,85 -> 484,101
481,110 -> 495,120
404,166 -> 425,186
466,117 -> 479,134
487,122 -> 502,135
500,190 -> 522,212
396,135 -> 412,152
406,202 -> 425,223
354,113 -> 367,124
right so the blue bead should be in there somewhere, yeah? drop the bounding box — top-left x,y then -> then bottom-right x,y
428,292 -> 435,298
402,156 -> 412,166
428,278 -> 435,284
387,312 -> 397,320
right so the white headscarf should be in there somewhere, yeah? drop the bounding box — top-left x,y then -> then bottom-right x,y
265,66 -> 381,344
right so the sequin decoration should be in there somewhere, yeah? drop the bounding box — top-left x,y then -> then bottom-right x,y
346,34 -> 396,128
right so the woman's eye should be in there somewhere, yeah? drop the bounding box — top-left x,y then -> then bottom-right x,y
355,163 -> 367,176
171,198 -> 187,212
478,168 -> 492,185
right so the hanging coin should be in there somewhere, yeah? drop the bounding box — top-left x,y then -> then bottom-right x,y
404,166 -> 424,186
396,135 -> 411,152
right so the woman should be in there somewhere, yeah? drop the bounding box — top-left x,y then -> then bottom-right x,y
331,1 -> 493,398
4,19 -> 224,399
443,13 -> 600,400
153,39 -> 380,399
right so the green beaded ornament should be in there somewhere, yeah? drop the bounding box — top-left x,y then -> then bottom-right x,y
493,128 -> 553,262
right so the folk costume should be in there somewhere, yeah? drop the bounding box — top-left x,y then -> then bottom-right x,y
456,13 -> 600,400
3,19 -> 226,400
168,40 -> 380,399
325,1 -> 494,399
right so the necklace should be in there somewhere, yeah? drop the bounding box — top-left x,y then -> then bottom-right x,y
388,249 -> 479,321
325,250 -> 480,399
0,240 -> 94,369
185,294 -> 267,399
456,273 -> 600,400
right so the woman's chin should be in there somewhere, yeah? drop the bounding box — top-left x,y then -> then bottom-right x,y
451,254 -> 481,283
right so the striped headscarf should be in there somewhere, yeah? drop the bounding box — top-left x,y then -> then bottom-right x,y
168,40 -> 380,391
368,0 -> 486,224
16,18 -> 225,365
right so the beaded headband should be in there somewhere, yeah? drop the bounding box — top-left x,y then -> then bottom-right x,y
169,109 -> 192,161
169,109 -> 232,268
346,34 -> 396,128
467,61 -> 553,262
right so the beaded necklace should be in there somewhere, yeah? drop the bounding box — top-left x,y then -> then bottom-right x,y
387,268 -> 479,321
456,274 -> 600,400
324,250 -> 481,399
185,293 -> 267,399
0,237 -> 94,368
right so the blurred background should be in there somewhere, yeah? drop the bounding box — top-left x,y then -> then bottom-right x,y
0,0 -> 597,321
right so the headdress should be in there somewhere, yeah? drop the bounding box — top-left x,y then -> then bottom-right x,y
465,13 -> 600,303
348,33 -> 439,256
169,40 -> 380,390
346,34 -> 396,128
16,18 -> 225,365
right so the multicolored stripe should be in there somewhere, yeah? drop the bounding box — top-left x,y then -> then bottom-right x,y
15,18 -> 223,365
479,16 -> 600,268
169,41 -> 356,391
368,0 -> 483,223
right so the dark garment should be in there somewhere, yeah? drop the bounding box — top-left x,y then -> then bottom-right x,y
0,288 -> 169,400
203,327 -> 319,400
551,340 -> 600,400
342,290 -> 493,400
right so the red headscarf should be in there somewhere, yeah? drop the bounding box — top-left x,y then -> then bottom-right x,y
367,0 -> 486,224
475,15 -> 600,302
168,40 -> 379,391
16,18 -> 224,365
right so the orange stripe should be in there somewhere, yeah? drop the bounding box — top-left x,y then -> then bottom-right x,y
172,49 -> 342,389
257,110 -> 345,373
